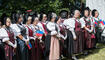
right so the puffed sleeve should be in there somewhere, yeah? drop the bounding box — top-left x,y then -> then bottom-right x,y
64,18 -> 76,39
63,19 -> 67,26
10,24 -> 21,36
0,28 -> 9,42
80,17 -> 86,28
63,19 -> 70,29
63,18 -> 75,30
67,18 -> 75,31
47,22 -> 57,35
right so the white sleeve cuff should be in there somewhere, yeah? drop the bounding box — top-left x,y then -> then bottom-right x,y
85,27 -> 92,33
16,33 -> 21,36
22,37 -> 26,41
69,28 -> 74,31
2,38 -> 9,42
81,25 -> 85,28
29,37 -> 35,40
71,31 -> 76,39
51,31 -> 57,35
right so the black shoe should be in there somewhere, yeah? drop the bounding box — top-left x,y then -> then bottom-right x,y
83,51 -> 88,56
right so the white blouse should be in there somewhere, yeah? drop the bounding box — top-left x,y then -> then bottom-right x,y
25,24 -> 35,40
93,17 -> 99,22
10,24 -> 21,36
10,24 -> 29,40
11,24 -> 28,36
0,28 -> 9,42
80,17 -> 93,28
63,18 -> 76,39
63,18 -> 75,31
37,21 -> 48,34
47,22 -> 59,35
31,24 -> 40,36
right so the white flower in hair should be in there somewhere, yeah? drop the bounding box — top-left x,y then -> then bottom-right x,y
28,16 -> 32,20
52,13 -> 57,18
38,14 -> 40,18
35,17 -> 39,21
43,14 -> 47,17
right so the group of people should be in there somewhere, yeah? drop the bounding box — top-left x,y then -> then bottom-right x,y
0,7 -> 104,60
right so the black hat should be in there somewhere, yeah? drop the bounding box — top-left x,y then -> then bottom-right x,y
92,9 -> 97,17
59,10 -> 68,19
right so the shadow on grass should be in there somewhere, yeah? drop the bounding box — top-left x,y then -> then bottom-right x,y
77,43 -> 105,59
61,43 -> 105,60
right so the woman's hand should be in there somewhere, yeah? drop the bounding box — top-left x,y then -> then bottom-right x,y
25,40 -> 29,45
13,44 -> 17,49
73,35 -> 77,40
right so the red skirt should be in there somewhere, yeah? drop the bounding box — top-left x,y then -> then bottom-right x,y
84,30 -> 95,49
35,38 -> 45,60
73,31 -> 83,54
5,44 -> 14,60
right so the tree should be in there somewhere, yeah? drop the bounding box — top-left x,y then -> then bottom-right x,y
0,0 -> 85,16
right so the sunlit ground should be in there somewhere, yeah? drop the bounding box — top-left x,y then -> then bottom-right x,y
62,43 -> 105,60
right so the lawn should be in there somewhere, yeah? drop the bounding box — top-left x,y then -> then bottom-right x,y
62,43 -> 105,60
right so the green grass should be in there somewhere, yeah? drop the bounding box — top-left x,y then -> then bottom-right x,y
62,43 -> 105,60
79,43 -> 105,60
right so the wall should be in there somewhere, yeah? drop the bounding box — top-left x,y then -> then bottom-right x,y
86,0 -> 105,20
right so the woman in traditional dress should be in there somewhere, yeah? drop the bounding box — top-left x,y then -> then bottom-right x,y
45,12 -> 60,60
37,13 -> 48,35
31,17 -> 44,60
2,17 -> 17,60
58,10 -> 69,58
0,20 -> 9,60
24,15 -> 36,60
37,13 -> 48,58
92,9 -> 103,43
80,8 -> 95,53
63,16 -> 76,59
59,10 -> 69,22
63,10 -> 83,60
10,13 -> 29,60
73,10 -> 83,55
56,17 -> 67,59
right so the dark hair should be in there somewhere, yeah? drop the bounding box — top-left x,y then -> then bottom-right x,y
39,13 -> 43,21
59,10 -> 68,19
3,17 -> 8,25
11,12 -> 17,23
55,16 -> 59,23
10,11 -> 16,23
83,7 -> 90,17
2,17 -> 11,26
23,13 -> 30,24
1,13 -> 8,25
92,9 -> 97,17
71,9 -> 80,16
14,13 -> 22,23
47,12 -> 57,21
70,10 -> 74,18
0,18 -> 2,26
39,13 -> 47,21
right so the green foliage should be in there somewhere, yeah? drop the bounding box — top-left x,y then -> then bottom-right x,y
0,0 -> 85,16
